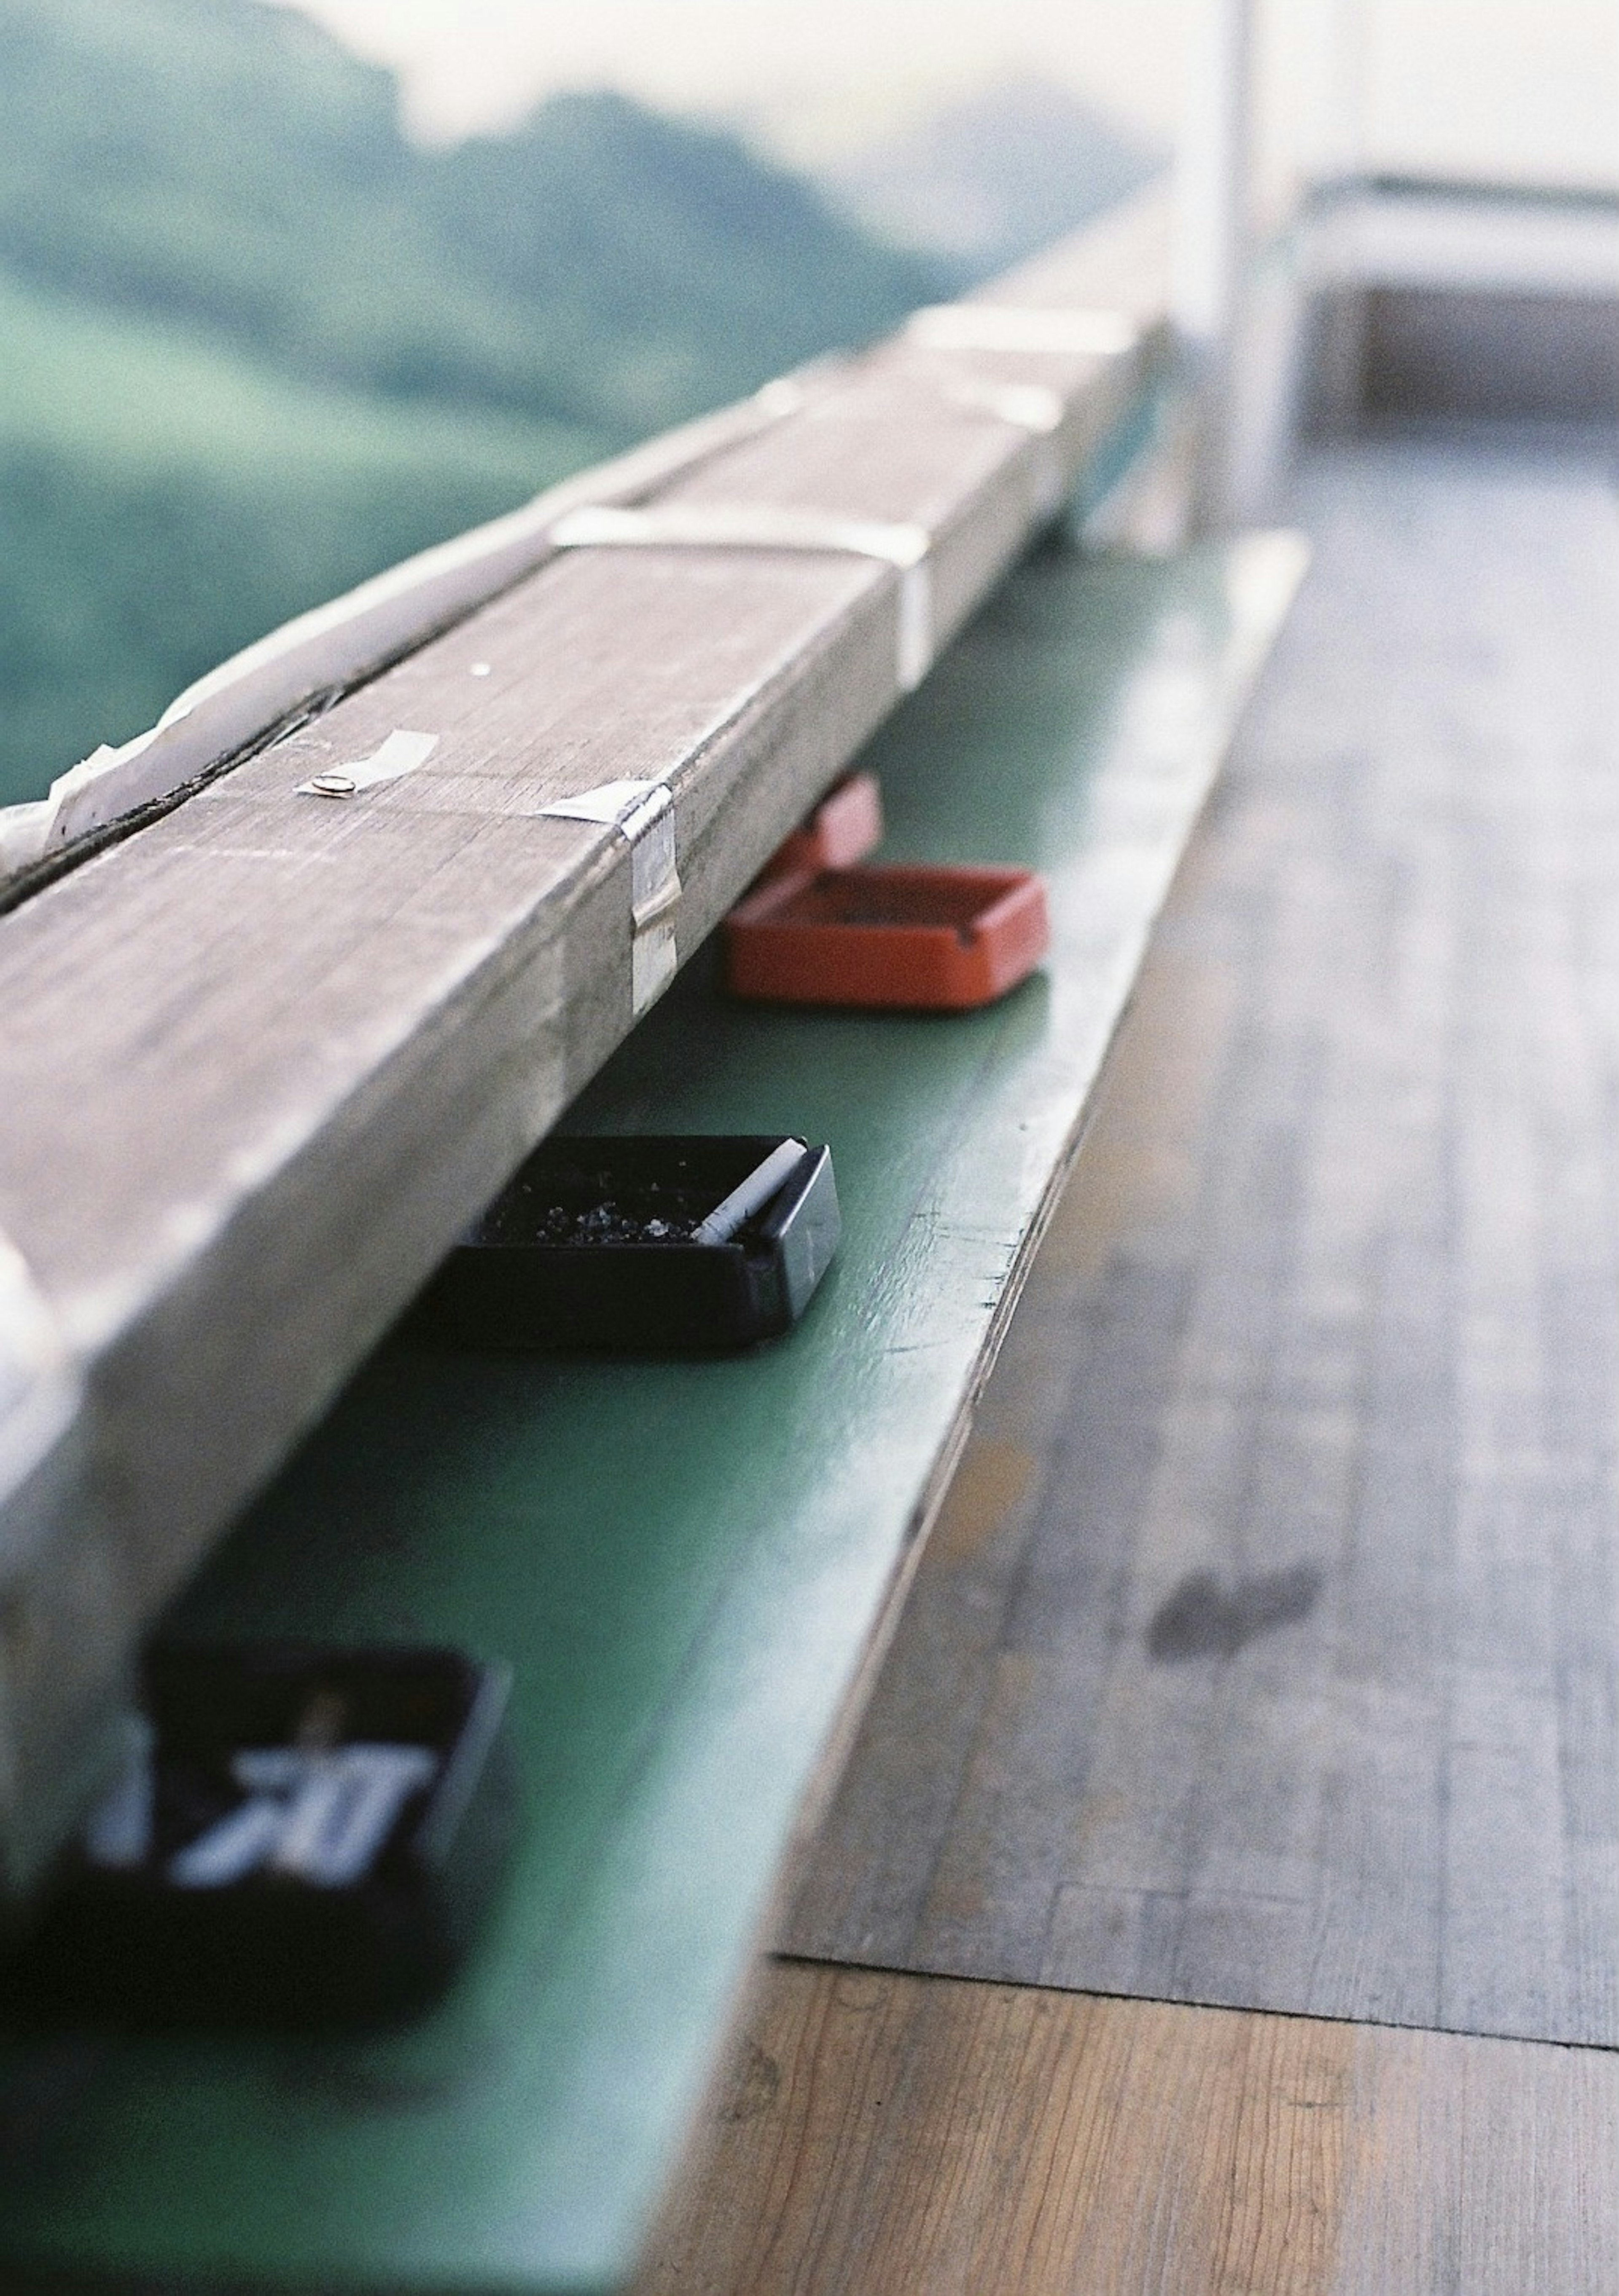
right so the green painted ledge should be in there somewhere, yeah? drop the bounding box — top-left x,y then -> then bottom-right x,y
0,528 -> 1304,2295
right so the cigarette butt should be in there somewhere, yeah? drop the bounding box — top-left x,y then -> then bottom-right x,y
691,1139 -> 806,1246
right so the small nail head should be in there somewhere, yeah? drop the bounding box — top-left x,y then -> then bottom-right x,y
307,771 -> 357,799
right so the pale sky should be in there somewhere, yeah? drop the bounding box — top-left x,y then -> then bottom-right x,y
277,1 -> 1196,153
279,1 -> 1619,191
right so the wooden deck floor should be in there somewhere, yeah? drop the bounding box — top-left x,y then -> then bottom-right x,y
639,434 -> 1619,2289
640,1968 -> 1619,2296
788,433 -> 1619,2048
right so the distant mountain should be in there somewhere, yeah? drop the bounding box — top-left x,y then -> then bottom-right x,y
0,265 -> 586,807
0,0 -> 944,803
818,77 -> 1164,280
0,0 -> 940,437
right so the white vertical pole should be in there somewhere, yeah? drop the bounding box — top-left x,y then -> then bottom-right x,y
1173,0 -> 1259,528
1315,0 -> 1372,188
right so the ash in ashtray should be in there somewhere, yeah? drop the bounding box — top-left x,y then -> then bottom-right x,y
481,1175 -> 720,1248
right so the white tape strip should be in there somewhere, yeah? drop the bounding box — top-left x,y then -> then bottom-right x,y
0,1227 -> 80,1531
942,377 -> 1069,515
906,304 -> 1140,359
549,503 -> 936,694
538,777 -> 660,829
0,384 -> 811,878
540,778 -> 681,1012
943,378 -> 1066,434
0,802 -> 51,876
296,729 -> 438,800
631,921 -> 678,1012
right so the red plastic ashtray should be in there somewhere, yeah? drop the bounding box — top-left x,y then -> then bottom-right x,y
759,772 -> 884,882
725,864 -> 1049,1010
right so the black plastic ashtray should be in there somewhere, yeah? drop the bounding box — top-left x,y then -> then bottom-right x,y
416,1135 -> 839,1351
8,1643 -> 515,2028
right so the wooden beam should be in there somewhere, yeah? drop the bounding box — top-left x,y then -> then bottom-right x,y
0,200 -> 1173,1899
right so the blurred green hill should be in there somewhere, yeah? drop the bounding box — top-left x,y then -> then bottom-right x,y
0,0 -> 940,804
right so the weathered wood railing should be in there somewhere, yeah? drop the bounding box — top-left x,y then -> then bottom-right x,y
0,197 -> 1173,1900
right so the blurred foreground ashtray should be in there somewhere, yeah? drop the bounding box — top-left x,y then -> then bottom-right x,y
11,1644 -> 515,2028
725,864 -> 1049,1010
758,771 -> 883,881
415,1134 -> 839,1351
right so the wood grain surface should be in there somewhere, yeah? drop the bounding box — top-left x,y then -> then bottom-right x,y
637,1959 -> 1619,2296
785,433 -> 1619,2050
0,202 -> 1171,1894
